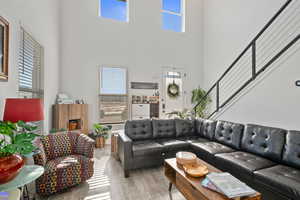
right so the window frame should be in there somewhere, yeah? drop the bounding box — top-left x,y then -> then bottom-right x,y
98,0 -> 129,23
161,0 -> 186,32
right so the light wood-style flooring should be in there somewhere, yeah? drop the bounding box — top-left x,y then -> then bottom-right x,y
32,146 -> 185,200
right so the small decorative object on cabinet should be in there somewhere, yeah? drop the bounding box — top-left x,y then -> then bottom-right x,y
0,16 -> 9,81
53,104 -> 88,134
90,124 -> 112,148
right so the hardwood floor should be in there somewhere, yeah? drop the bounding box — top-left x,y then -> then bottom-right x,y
34,146 -> 185,200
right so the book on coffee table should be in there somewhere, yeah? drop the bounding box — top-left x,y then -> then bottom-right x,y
206,173 -> 257,199
201,178 -> 222,193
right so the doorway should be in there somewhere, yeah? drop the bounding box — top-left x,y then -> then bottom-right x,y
161,67 -> 187,118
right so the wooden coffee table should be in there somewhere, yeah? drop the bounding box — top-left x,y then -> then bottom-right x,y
164,158 -> 261,200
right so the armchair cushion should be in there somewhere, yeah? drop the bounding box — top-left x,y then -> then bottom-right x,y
74,134 -> 95,158
36,155 -> 94,196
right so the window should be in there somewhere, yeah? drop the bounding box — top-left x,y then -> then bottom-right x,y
100,67 -> 127,94
19,27 -> 44,99
161,0 -> 185,32
99,67 -> 128,124
99,0 -> 128,22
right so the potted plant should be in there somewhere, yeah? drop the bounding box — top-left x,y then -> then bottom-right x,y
0,121 -> 39,184
191,88 -> 212,118
90,124 -> 112,148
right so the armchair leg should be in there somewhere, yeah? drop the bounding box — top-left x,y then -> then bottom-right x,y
124,170 -> 130,178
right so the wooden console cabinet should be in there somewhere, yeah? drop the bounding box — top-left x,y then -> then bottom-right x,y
53,104 -> 88,134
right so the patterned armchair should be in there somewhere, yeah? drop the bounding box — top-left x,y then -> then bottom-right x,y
33,132 -> 95,196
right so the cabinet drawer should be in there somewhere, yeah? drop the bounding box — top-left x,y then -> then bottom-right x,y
132,104 -> 150,116
132,116 -> 150,120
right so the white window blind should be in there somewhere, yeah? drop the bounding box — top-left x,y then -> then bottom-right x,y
19,27 -> 44,98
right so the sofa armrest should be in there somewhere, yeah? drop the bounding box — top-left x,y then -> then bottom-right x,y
33,138 -> 47,166
75,133 -> 95,158
118,130 -> 133,171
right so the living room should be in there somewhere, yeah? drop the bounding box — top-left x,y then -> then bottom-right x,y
0,0 -> 300,199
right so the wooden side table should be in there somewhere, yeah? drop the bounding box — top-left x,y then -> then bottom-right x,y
111,132 -> 119,160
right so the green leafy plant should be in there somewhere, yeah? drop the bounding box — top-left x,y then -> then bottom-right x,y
0,121 -> 39,157
166,109 -> 192,119
191,88 -> 212,118
92,124 -> 112,140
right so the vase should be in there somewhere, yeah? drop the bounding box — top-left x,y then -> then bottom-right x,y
0,154 -> 25,184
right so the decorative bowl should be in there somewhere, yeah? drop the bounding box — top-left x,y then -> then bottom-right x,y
0,154 -> 25,184
183,162 -> 209,178
176,152 -> 197,169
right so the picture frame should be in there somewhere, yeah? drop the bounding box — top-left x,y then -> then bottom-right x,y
0,16 -> 9,81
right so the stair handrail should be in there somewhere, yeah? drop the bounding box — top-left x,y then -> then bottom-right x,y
194,0 -> 300,118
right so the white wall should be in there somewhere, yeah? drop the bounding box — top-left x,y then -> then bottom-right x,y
0,0 -> 60,131
60,0 -> 204,128
203,0 -> 300,130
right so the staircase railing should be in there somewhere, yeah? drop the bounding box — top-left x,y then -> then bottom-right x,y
194,0 -> 300,118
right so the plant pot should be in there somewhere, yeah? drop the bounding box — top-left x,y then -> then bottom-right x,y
0,154 -> 25,184
95,137 -> 106,148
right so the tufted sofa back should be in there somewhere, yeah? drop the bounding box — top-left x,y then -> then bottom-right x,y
200,119 -> 217,140
214,121 -> 244,149
195,118 -> 204,135
282,131 -> 300,168
125,120 -> 153,141
152,119 -> 176,139
241,124 -> 287,162
175,119 -> 195,137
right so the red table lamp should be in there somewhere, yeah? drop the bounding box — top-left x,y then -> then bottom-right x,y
3,98 -> 44,123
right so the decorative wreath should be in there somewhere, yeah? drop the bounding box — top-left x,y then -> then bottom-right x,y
167,82 -> 180,98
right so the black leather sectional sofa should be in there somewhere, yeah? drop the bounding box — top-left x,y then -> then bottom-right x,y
117,118 -> 300,200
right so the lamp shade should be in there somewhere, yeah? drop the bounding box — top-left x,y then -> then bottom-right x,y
3,98 -> 44,123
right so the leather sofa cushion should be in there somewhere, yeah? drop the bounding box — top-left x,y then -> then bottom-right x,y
254,165 -> 300,200
241,124 -> 286,162
195,118 -> 204,135
125,120 -> 153,141
200,120 -> 217,140
157,139 -> 189,151
192,142 -> 235,155
282,131 -> 300,168
179,136 -> 210,144
152,119 -> 176,139
132,141 -> 163,157
214,121 -> 244,149
216,152 -> 276,175
175,119 -> 195,137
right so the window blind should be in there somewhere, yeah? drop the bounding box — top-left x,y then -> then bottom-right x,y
19,27 -> 44,98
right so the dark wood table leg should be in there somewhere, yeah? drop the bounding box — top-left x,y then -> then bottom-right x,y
168,182 -> 173,200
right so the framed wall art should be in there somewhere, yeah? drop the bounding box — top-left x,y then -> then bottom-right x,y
0,16 -> 9,81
